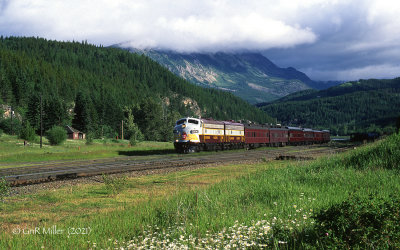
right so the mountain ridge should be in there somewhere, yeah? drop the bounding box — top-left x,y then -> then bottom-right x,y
118,47 -> 338,104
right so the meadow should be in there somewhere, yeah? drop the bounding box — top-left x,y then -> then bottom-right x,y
0,133 -> 399,249
0,134 -> 173,167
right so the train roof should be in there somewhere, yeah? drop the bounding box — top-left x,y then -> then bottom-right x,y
244,124 -> 270,129
286,126 -> 302,130
201,118 -> 243,126
201,118 -> 225,125
269,127 -> 288,131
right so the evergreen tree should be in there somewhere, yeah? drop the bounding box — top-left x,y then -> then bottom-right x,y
134,98 -> 163,141
26,93 -> 41,131
19,120 -> 36,142
0,68 -> 13,104
123,106 -> 143,145
72,92 -> 90,133
44,97 -> 69,131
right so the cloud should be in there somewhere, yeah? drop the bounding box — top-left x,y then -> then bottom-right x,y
0,0 -> 317,51
263,0 -> 400,80
302,63 -> 400,81
0,0 -> 399,80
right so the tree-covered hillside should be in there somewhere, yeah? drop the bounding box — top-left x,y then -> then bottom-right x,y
0,37 -> 272,141
258,78 -> 400,135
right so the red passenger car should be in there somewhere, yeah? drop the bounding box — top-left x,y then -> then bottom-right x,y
244,124 -> 270,148
322,130 -> 331,143
269,127 -> 289,146
303,129 -> 314,144
313,130 -> 324,143
287,127 -> 305,145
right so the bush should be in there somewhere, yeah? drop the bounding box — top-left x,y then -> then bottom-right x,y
47,126 -> 67,145
86,131 -> 94,145
128,124 -> 144,146
0,128 -> 3,137
0,117 -> 22,135
99,125 -> 118,139
313,194 -> 400,248
19,121 -> 37,142
0,177 -> 10,202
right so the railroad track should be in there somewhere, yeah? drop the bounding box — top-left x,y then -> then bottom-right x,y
0,145 -> 349,186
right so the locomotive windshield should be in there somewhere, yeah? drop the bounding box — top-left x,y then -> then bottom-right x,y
176,118 -> 199,125
188,119 -> 199,124
176,119 -> 186,125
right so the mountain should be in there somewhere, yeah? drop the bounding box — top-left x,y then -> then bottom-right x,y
120,48 -> 337,104
257,78 -> 400,135
0,37 -> 273,141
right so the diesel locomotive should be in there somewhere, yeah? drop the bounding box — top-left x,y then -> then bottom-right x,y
173,117 -> 330,153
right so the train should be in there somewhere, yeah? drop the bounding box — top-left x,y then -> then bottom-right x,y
173,117 -> 330,153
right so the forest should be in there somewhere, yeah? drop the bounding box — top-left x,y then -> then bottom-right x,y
0,37 -> 273,142
258,78 -> 400,135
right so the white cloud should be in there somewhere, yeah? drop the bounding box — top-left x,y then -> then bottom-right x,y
1,0 -> 400,80
0,0 -> 317,51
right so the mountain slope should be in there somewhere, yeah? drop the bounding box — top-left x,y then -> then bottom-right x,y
0,37 -> 273,141
122,48 -> 333,104
258,78 -> 400,134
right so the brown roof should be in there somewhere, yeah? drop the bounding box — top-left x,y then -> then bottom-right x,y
65,125 -> 83,134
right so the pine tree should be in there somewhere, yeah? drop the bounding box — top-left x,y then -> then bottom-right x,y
44,97 -> 69,131
26,93 -> 41,131
72,92 -> 90,133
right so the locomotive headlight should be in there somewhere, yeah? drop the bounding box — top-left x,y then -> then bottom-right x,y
190,130 -> 199,134
182,124 -> 186,128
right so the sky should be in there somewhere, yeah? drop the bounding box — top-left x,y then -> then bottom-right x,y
0,0 -> 399,81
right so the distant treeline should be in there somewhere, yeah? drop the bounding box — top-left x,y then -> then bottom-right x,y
0,37 -> 272,141
258,78 -> 400,135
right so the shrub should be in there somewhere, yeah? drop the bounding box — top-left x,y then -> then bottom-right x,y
0,117 -> 22,135
313,194 -> 400,248
99,125 -> 118,139
86,131 -> 94,145
47,126 -> 67,145
127,123 -> 144,146
0,128 -> 3,137
0,177 -> 10,202
19,121 -> 37,142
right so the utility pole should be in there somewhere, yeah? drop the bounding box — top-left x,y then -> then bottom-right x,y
121,120 -> 124,140
10,106 -> 13,135
40,95 -> 43,148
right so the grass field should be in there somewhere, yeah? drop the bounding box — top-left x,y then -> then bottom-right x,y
1,133 -> 399,249
0,134 -> 174,167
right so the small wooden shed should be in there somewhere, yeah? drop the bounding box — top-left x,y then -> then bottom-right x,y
65,125 -> 86,140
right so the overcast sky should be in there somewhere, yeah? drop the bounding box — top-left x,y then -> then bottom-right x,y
1,0 -> 399,81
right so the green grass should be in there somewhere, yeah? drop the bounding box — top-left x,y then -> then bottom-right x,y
1,133 -> 399,248
0,134 -> 173,167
